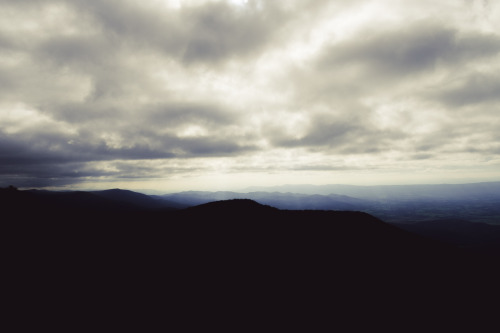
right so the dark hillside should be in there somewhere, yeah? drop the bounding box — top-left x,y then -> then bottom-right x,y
161,190 -> 369,210
91,188 -> 181,210
171,199 -> 460,266
3,187 -> 178,218
3,188 -> 499,325
6,188 -> 129,212
393,219 -> 500,253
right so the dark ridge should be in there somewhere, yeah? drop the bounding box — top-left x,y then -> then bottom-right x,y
171,199 -> 461,263
160,190 -> 370,210
182,198 -> 279,214
2,187 -> 136,215
3,187 -> 499,320
393,219 -> 500,253
1,187 -> 181,217
90,188 -> 180,210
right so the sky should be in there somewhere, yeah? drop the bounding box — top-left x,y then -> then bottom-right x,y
1,0 -> 500,192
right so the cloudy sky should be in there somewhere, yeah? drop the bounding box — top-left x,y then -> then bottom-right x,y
1,0 -> 500,191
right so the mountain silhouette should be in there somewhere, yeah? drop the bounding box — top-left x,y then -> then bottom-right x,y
181,198 -> 279,216
161,190 -> 369,210
239,182 -> 500,223
173,199 -> 454,254
246,181 -> 500,202
393,219 -> 500,253
2,187 -> 179,218
91,188 -> 182,210
3,186 -> 499,324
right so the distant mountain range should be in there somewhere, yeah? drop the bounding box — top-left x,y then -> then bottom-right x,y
3,186 -> 456,258
3,185 -> 499,318
161,182 -> 500,224
19,187 -> 184,212
245,181 -> 500,202
3,184 -> 499,253
17,182 -> 498,224
158,190 -> 370,210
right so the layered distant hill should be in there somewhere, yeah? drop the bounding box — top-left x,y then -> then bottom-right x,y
7,182 -> 499,224
158,190 -> 370,210
4,181 -> 500,248
3,185 -> 499,253
0,186 -> 476,261
3,185 -> 500,318
161,182 -> 500,224
5,187 -> 184,214
245,182 -> 500,202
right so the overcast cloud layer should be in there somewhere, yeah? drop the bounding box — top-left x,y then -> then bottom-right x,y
1,0 -> 500,190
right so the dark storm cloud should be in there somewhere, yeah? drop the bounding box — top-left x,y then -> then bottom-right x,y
433,72 -> 500,107
177,2 -> 281,63
37,35 -> 113,69
268,113 -> 403,154
47,100 -> 254,157
46,103 -> 123,124
1,0 -> 292,103
0,67 -> 17,96
316,23 -> 500,82
281,17 -> 500,163
0,31 -> 17,50
411,153 -> 434,160
146,102 -> 236,128
33,38 -> 148,106
0,127 -> 254,188
63,0 -> 286,65
0,130 -> 174,167
174,136 -> 256,156
0,130 -> 110,188
47,100 -> 237,129
0,160 -> 115,187
0,124 -> 255,165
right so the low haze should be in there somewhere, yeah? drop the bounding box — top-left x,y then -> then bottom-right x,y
1,0 -> 500,191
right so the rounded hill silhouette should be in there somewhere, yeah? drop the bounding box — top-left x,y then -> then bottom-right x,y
183,199 -> 278,215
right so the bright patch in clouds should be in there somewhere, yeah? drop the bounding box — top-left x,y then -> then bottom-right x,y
0,0 -> 499,191
229,0 -> 247,6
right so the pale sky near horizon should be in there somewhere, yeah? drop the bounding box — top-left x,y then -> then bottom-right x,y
1,0 -> 500,192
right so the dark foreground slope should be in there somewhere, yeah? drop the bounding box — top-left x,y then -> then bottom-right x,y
3,188 -> 499,328
393,219 -> 500,253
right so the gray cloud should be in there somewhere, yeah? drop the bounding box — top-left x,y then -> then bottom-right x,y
1,0 -> 500,188
0,32 -> 17,50
0,125 -> 256,188
286,22 -> 500,107
411,153 -> 434,160
281,18 -> 500,160
178,2 -> 281,63
316,23 -> 500,83
433,72 -> 500,107
0,130 -> 173,166
63,0 -> 287,65
37,35 -> 114,69
145,102 -> 237,128
267,112 -> 403,154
